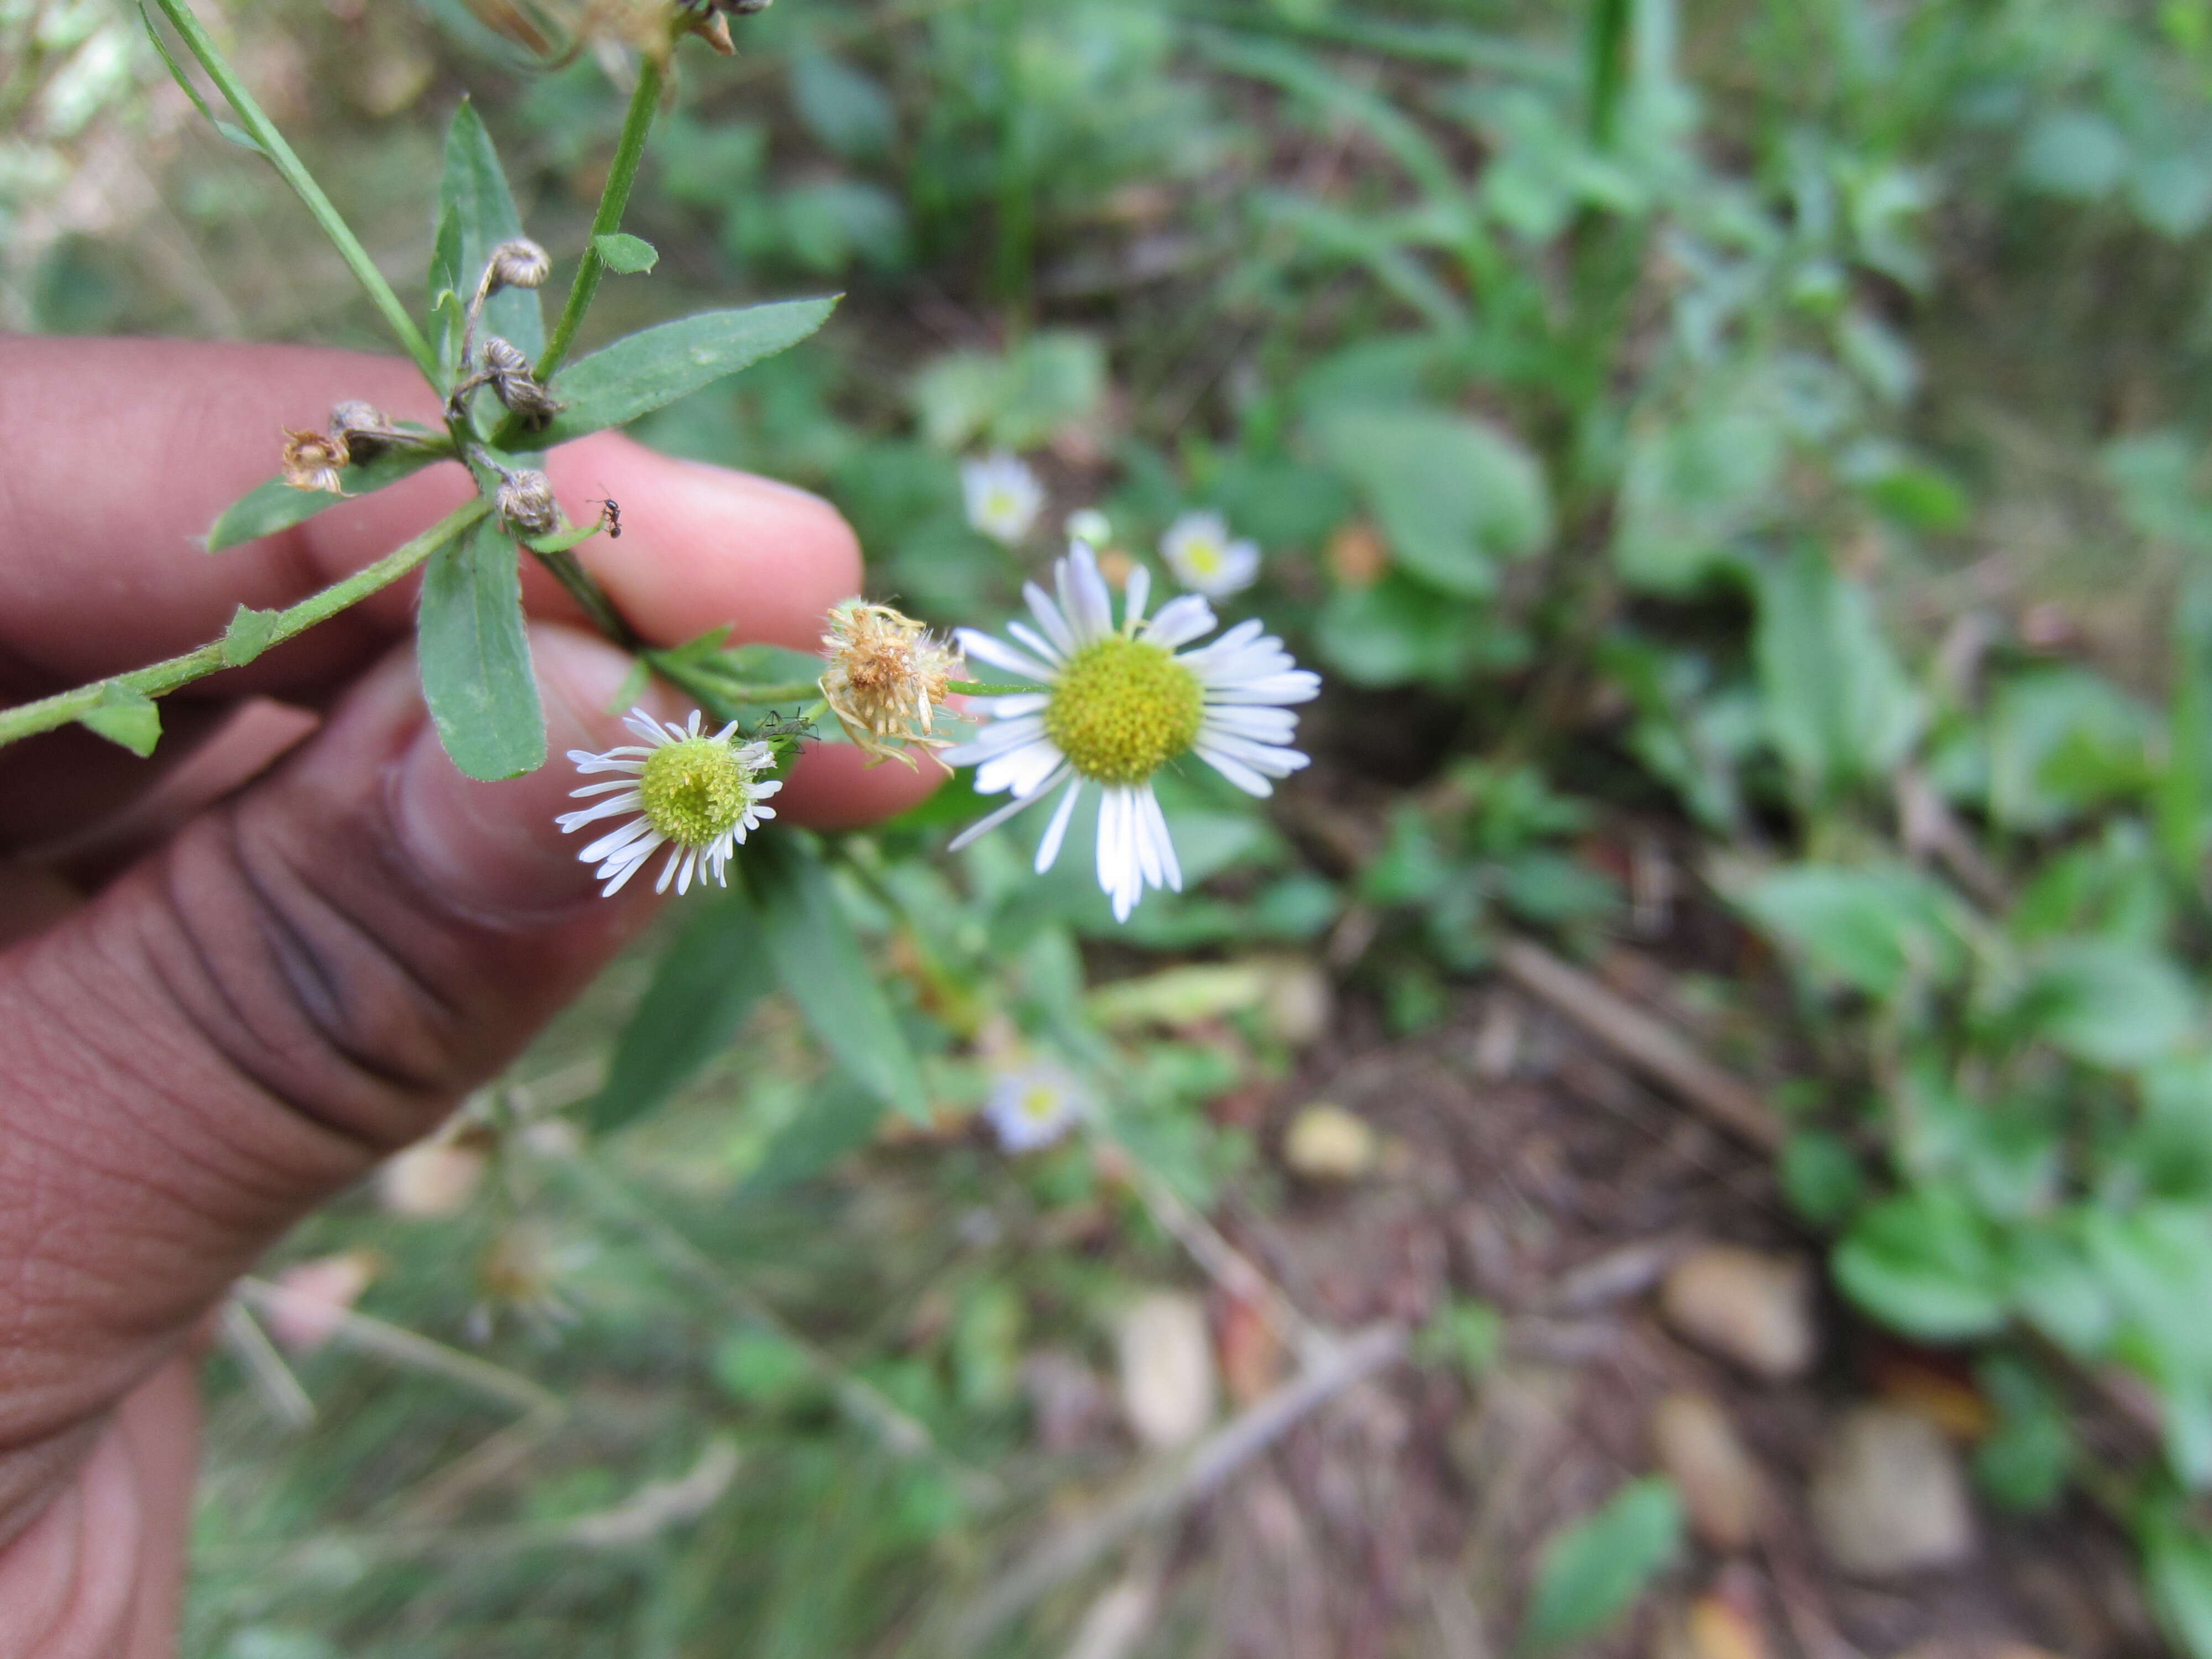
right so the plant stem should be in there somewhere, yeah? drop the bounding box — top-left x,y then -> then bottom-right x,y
537,51 -> 664,382
534,546 -> 639,650
0,500 -> 488,752
150,0 -> 440,385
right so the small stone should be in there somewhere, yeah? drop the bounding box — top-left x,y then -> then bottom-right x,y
1282,1102 -> 1377,1180
1811,1405 -> 1976,1578
1651,1390 -> 1766,1553
1116,1292 -> 1216,1449
1262,960 -> 1333,1047
1660,1245 -> 1819,1380
1652,1597 -> 1770,1659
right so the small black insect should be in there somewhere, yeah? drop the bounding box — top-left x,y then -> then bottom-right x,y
588,497 -> 623,540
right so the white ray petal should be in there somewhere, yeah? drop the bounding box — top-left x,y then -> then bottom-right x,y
1142,593 -> 1217,649
1005,619 -> 1067,666
955,630 -> 1056,682
1194,743 -> 1275,797
1124,564 -> 1151,630
1034,773 -> 1086,873
1023,582 -> 1077,654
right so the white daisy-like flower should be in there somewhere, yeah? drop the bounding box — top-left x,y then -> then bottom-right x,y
1159,509 -> 1260,598
984,1063 -> 1087,1152
557,707 -> 780,896
945,543 -> 1319,921
962,451 -> 1046,546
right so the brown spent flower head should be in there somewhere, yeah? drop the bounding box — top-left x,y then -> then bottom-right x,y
330,400 -> 400,459
497,468 -> 560,536
478,336 -> 561,429
819,599 -> 964,770
280,426 -> 349,495
487,238 -> 552,291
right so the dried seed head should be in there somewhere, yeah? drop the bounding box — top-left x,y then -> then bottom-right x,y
330,400 -> 395,457
819,599 -> 964,770
487,238 -> 551,291
497,373 -> 561,429
497,468 -> 560,536
480,336 -> 531,376
280,426 -> 349,495
478,337 -> 560,430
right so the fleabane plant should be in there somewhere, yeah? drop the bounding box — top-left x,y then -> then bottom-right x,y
0,0 -> 830,791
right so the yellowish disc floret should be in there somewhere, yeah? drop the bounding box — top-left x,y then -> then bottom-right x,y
638,737 -> 753,847
1044,638 -> 1204,784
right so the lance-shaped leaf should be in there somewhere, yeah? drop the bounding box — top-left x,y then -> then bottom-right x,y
537,298 -> 838,446
436,98 -> 544,363
745,836 -> 927,1122
205,445 -> 448,554
416,515 -> 545,781
591,888 -> 777,1136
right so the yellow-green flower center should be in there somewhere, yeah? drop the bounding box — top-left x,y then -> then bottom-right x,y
1044,637 -> 1204,785
638,737 -> 751,848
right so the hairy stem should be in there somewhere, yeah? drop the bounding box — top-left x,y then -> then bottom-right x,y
0,500 -> 488,752
149,0 -> 440,384
537,51 -> 665,382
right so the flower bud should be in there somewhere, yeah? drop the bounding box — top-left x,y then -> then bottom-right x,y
497,468 -> 559,536
479,336 -> 530,377
487,237 -> 551,291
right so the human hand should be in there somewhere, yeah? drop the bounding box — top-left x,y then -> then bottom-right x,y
0,336 -> 931,1655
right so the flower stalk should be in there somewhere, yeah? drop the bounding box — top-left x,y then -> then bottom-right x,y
148,0 -> 439,384
0,499 -> 489,751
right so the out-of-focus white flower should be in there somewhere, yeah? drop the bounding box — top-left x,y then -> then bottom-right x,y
945,544 -> 1319,920
984,1063 -> 1087,1151
1066,507 -> 1113,549
558,708 -> 780,896
265,1250 -> 380,1353
1159,510 -> 1260,598
963,451 -> 1046,546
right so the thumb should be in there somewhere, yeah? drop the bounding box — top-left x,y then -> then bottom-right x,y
0,623 -> 664,1537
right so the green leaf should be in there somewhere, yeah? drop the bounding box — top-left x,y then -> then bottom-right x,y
437,98 -> 542,361
743,1078 -> 889,1196
1308,406 -> 1552,597
1973,1356 -> 2073,1512
1987,667 -> 2156,832
1735,862 -> 1966,1000
2145,1514 -> 2212,1659
79,683 -> 161,757
591,888 -> 776,1136
1833,1186 -> 2008,1340
912,332 -> 1105,453
2161,577 -> 2212,872
790,50 -> 897,160
205,447 -> 446,554
220,604 -> 283,668
1780,1130 -> 1865,1228
1519,1477 -> 1682,1651
138,3 -> 260,150
2016,940 -> 2194,1070
539,299 -> 839,446
592,232 -> 659,274
745,837 -> 927,1121
415,517 -> 544,781
1753,545 -> 1924,799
